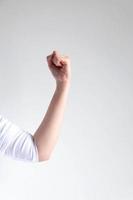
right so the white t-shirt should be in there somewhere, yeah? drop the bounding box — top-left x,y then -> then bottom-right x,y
0,114 -> 39,162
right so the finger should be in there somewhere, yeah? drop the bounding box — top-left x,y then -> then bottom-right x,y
47,53 -> 62,68
60,59 -> 67,66
53,50 -> 60,57
46,54 -> 54,68
53,50 -> 63,61
53,50 -> 69,61
46,54 -> 52,62
52,52 -> 62,66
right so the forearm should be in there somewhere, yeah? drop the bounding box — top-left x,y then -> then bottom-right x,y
33,81 -> 70,161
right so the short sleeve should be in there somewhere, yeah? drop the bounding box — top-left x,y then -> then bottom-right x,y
0,114 -> 39,162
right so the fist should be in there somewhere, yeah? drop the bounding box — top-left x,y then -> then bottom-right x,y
46,50 -> 71,84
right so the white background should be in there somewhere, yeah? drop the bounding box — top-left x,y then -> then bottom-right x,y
0,0 -> 133,199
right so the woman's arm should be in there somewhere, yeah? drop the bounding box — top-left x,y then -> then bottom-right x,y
33,82 -> 70,161
33,50 -> 71,162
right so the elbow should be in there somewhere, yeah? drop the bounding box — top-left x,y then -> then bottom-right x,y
33,137 -> 51,162
38,152 -> 51,162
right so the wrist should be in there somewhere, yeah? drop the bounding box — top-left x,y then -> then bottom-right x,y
56,80 -> 71,91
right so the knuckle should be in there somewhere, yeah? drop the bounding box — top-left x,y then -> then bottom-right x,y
47,54 -> 51,59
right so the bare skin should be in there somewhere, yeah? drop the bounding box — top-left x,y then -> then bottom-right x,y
33,50 -> 71,162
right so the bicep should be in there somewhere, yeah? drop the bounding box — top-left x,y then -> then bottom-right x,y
0,114 -> 39,162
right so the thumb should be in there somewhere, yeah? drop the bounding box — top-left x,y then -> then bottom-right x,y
52,51 -> 62,66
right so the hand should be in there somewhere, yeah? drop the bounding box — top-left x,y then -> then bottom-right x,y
46,50 -> 71,85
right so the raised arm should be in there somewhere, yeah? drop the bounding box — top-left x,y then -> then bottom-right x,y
33,50 -> 71,162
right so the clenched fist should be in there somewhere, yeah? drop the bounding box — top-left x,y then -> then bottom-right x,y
46,50 -> 71,85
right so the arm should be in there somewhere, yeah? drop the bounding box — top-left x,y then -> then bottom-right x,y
33,50 -> 71,162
